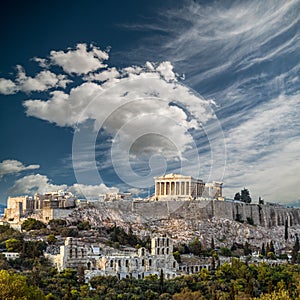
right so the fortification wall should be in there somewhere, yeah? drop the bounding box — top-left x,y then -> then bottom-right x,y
92,200 -> 300,228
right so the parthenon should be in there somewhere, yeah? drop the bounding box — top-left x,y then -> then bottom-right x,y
154,173 -> 223,200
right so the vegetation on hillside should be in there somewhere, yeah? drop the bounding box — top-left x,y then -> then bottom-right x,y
1,222 -> 300,299
0,259 -> 300,299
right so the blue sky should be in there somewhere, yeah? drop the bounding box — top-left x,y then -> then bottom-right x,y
0,0 -> 300,206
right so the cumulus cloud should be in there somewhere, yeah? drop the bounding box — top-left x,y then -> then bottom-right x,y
156,61 -> 176,82
0,160 -> 40,179
68,183 -> 118,198
0,42 -> 108,95
15,65 -> 71,92
9,173 -> 118,198
23,63 -> 214,163
24,82 -> 102,126
83,67 -> 120,82
49,43 -> 109,75
0,66 -> 71,95
0,78 -> 18,95
9,174 -> 67,195
20,47 -> 221,191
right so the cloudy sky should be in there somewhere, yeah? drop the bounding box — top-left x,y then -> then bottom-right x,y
0,0 -> 299,206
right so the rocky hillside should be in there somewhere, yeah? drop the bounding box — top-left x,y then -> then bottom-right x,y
65,201 -> 300,252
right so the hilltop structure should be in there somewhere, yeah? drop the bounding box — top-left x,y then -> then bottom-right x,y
154,174 -> 223,200
3,174 -> 300,230
3,190 -> 75,223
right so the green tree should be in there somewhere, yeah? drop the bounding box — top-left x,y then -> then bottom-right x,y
20,240 -> 47,259
0,225 -> 23,244
5,238 -> 23,252
189,238 -> 202,256
173,287 -> 205,300
0,253 -> 9,269
0,269 -> 44,299
269,241 -> 275,254
21,218 -> 46,231
211,237 -> 215,251
48,219 -> 67,229
261,243 -> 266,257
291,234 -> 299,264
77,221 -> 91,230
234,192 -> 241,201
173,251 -> 181,263
285,219 -> 289,241
60,227 -> 78,237
219,247 -> 232,257
240,188 -> 252,203
46,233 -> 57,245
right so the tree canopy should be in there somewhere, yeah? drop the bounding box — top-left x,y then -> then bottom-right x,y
21,218 -> 46,231
0,269 -> 44,299
234,188 -> 252,203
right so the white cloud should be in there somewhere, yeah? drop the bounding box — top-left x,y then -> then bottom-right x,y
0,78 -> 18,95
24,68 -> 215,164
0,66 -> 71,95
68,183 -> 118,198
83,67 -> 120,82
9,173 -> 118,198
24,82 -> 102,126
126,0 -> 299,86
156,61 -> 176,82
223,92 -> 300,203
22,56 -> 220,191
121,0 -> 300,202
145,61 -> 155,71
0,160 -> 40,179
50,43 -> 109,75
32,57 -> 49,68
9,174 -> 67,195
127,187 -> 144,195
15,65 -> 71,92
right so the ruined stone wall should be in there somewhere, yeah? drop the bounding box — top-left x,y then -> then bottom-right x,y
42,208 -> 73,223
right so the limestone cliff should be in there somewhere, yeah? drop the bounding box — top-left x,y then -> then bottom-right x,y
66,200 -> 300,252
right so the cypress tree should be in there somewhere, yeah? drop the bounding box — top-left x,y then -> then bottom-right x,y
292,234 -> 300,264
266,242 -> 270,255
270,241 -> 275,254
285,219 -> 289,241
261,243 -> 266,256
211,237 -> 215,250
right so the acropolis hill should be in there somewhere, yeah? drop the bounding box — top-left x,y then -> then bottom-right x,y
2,173 -> 300,253
3,173 -> 300,229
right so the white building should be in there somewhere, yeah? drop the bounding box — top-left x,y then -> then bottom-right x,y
2,252 -> 20,260
4,190 -> 76,223
47,236 -> 178,281
154,174 -> 223,200
202,181 -> 223,200
99,192 -> 133,202
85,237 -> 178,281
46,237 -> 101,271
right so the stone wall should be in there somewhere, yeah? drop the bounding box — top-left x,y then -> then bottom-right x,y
92,200 -> 300,227
42,208 -> 73,222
